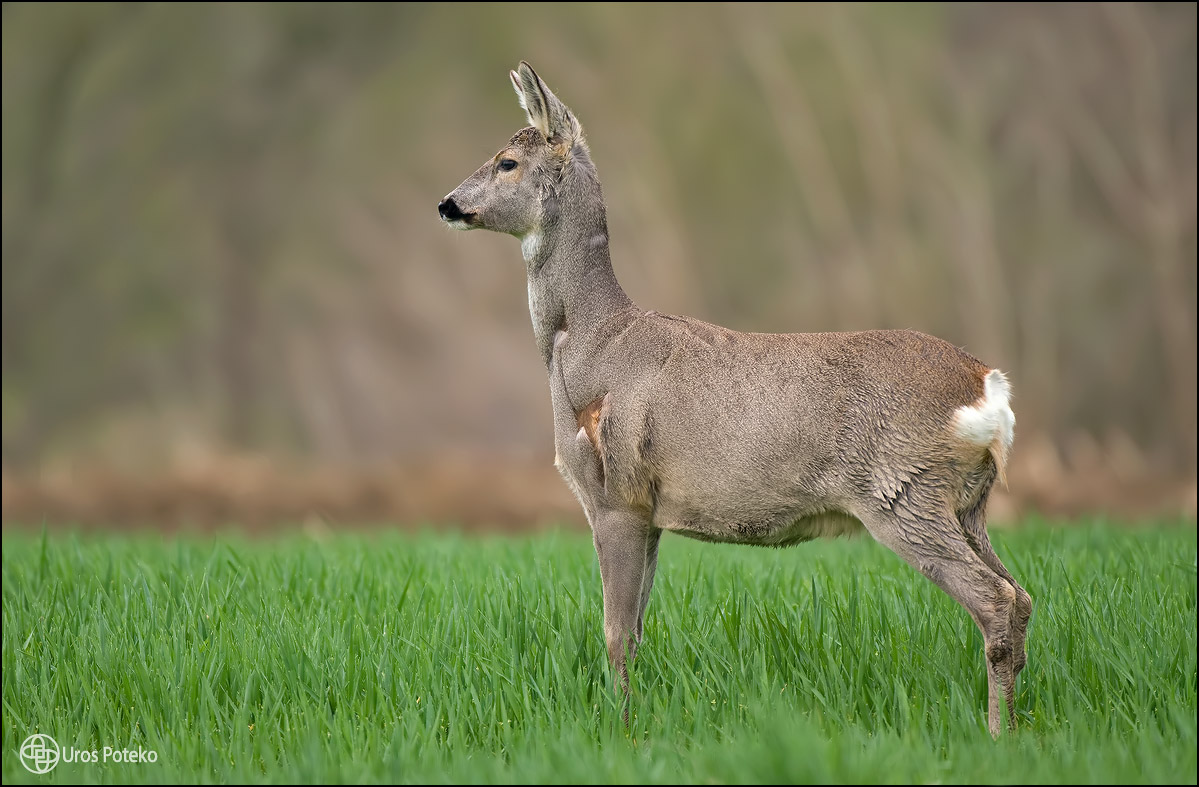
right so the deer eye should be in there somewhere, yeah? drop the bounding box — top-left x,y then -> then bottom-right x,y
498,159 -> 518,172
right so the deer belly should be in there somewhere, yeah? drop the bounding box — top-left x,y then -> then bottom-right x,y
656,505 -> 864,546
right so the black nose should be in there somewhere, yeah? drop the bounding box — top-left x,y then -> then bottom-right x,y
438,197 -> 465,221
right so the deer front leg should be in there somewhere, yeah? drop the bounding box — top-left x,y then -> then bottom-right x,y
593,510 -> 658,700
636,528 -> 662,643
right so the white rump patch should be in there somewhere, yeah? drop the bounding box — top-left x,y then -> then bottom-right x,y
953,369 -> 1015,457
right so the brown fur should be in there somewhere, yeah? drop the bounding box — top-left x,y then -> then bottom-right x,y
577,396 -> 605,449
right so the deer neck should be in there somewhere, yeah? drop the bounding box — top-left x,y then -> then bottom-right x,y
522,193 -> 633,369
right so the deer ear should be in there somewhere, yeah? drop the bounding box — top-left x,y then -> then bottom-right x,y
510,69 -> 534,122
512,62 -> 581,146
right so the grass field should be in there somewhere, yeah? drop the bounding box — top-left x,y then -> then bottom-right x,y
3,519 -> 1195,784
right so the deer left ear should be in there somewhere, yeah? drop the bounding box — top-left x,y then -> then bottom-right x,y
511,62 -> 581,147
510,69 -> 540,131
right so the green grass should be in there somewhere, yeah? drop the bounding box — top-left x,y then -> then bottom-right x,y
3,519 -> 1196,784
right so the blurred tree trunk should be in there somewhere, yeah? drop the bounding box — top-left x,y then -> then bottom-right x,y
1,5 -> 137,465
218,188 -> 263,448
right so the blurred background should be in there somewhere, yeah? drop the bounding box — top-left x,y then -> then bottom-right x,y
2,2 -> 1195,531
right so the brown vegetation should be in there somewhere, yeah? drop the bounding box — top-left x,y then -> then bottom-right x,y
2,433 -> 1193,533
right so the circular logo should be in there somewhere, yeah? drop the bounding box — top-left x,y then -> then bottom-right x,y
20,734 -> 59,774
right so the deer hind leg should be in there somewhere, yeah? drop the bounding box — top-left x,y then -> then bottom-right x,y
855,496 -> 1020,736
958,485 -> 1032,679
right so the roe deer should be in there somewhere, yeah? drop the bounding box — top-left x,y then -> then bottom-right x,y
438,61 -> 1031,736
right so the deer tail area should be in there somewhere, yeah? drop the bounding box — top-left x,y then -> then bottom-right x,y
952,369 -> 1016,487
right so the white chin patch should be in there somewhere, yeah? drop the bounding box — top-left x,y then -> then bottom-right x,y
445,219 -> 472,231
